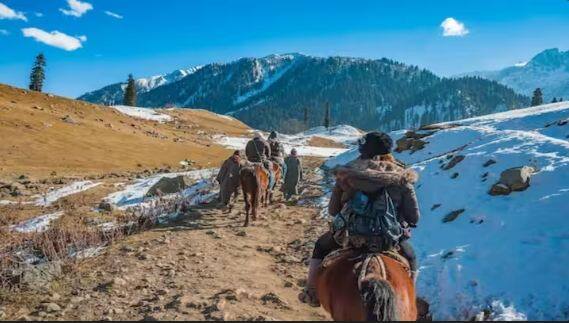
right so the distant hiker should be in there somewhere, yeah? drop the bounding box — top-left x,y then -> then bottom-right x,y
268,131 -> 287,179
216,150 -> 243,207
283,148 -> 303,200
299,131 -> 420,307
245,132 -> 275,188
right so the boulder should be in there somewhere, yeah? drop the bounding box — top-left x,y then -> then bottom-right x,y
500,166 -> 534,191
145,175 -> 192,197
98,201 -> 114,212
395,137 -> 427,153
39,302 -> 61,313
61,115 -> 78,124
442,209 -> 465,223
17,261 -> 63,290
394,130 -> 434,153
483,159 -> 496,167
442,155 -> 465,170
489,166 -> 534,196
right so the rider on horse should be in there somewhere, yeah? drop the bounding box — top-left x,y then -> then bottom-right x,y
268,131 -> 287,180
299,131 -> 421,307
245,131 -> 275,188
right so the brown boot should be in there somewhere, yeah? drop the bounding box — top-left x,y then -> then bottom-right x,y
298,259 -> 322,307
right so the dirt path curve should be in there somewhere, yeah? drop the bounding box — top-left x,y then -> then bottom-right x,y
9,165 -> 332,321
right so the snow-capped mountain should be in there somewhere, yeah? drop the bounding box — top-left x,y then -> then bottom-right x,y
79,53 -> 529,133
78,66 -> 203,105
326,101 -> 569,320
467,48 -> 569,101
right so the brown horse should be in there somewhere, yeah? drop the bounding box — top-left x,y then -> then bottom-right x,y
240,164 -> 269,227
316,250 -> 417,321
266,161 -> 282,204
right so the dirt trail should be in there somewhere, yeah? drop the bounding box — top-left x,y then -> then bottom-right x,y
3,165 -> 332,321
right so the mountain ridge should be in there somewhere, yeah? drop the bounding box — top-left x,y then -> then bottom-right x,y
79,53 -> 529,133
465,48 -> 569,101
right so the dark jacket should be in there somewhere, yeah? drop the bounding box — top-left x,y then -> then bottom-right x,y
269,139 -> 285,159
328,158 -> 420,226
216,157 -> 241,186
283,155 -> 303,195
245,138 -> 271,163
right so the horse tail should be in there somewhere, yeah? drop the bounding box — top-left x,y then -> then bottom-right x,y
360,279 -> 398,321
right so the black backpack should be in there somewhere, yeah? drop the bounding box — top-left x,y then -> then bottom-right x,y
333,189 -> 403,251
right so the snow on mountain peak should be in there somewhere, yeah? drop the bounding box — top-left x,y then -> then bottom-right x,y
135,66 -> 203,92
467,48 -> 569,101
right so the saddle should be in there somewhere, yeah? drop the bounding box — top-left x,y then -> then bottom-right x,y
321,247 -> 411,285
242,161 -> 268,173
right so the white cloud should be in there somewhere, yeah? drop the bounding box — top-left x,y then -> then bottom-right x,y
104,11 -> 123,19
60,0 -> 93,17
22,28 -> 86,51
35,12 -> 44,18
0,29 -> 9,35
0,2 -> 27,21
441,17 -> 469,37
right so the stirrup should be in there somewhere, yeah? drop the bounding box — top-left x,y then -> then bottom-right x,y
298,288 -> 320,307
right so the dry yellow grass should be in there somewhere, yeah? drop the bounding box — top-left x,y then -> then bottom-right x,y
306,136 -> 346,148
0,84 -> 250,180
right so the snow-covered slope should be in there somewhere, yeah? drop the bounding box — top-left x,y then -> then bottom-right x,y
325,102 -> 569,320
110,105 -> 173,122
468,48 -> 569,101
215,125 -> 362,158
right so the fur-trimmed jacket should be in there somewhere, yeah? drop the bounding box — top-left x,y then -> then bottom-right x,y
328,157 -> 420,226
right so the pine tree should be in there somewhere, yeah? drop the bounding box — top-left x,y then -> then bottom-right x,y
29,53 -> 46,92
303,107 -> 309,128
531,88 -> 543,107
323,102 -> 331,129
123,74 -> 137,106
551,97 -> 558,103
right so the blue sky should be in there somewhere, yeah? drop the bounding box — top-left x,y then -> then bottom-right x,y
1,0 -> 568,98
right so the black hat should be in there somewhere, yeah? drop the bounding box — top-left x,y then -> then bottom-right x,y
358,131 -> 393,158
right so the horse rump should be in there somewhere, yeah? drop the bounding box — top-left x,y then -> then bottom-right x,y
240,166 -> 261,208
360,279 -> 398,321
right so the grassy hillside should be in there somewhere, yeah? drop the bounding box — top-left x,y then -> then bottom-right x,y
0,84 -> 250,180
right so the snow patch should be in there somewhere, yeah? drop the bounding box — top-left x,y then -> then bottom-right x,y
10,211 -> 64,233
215,124 -> 362,158
35,181 -> 102,207
110,105 -> 173,122
104,169 -> 217,209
